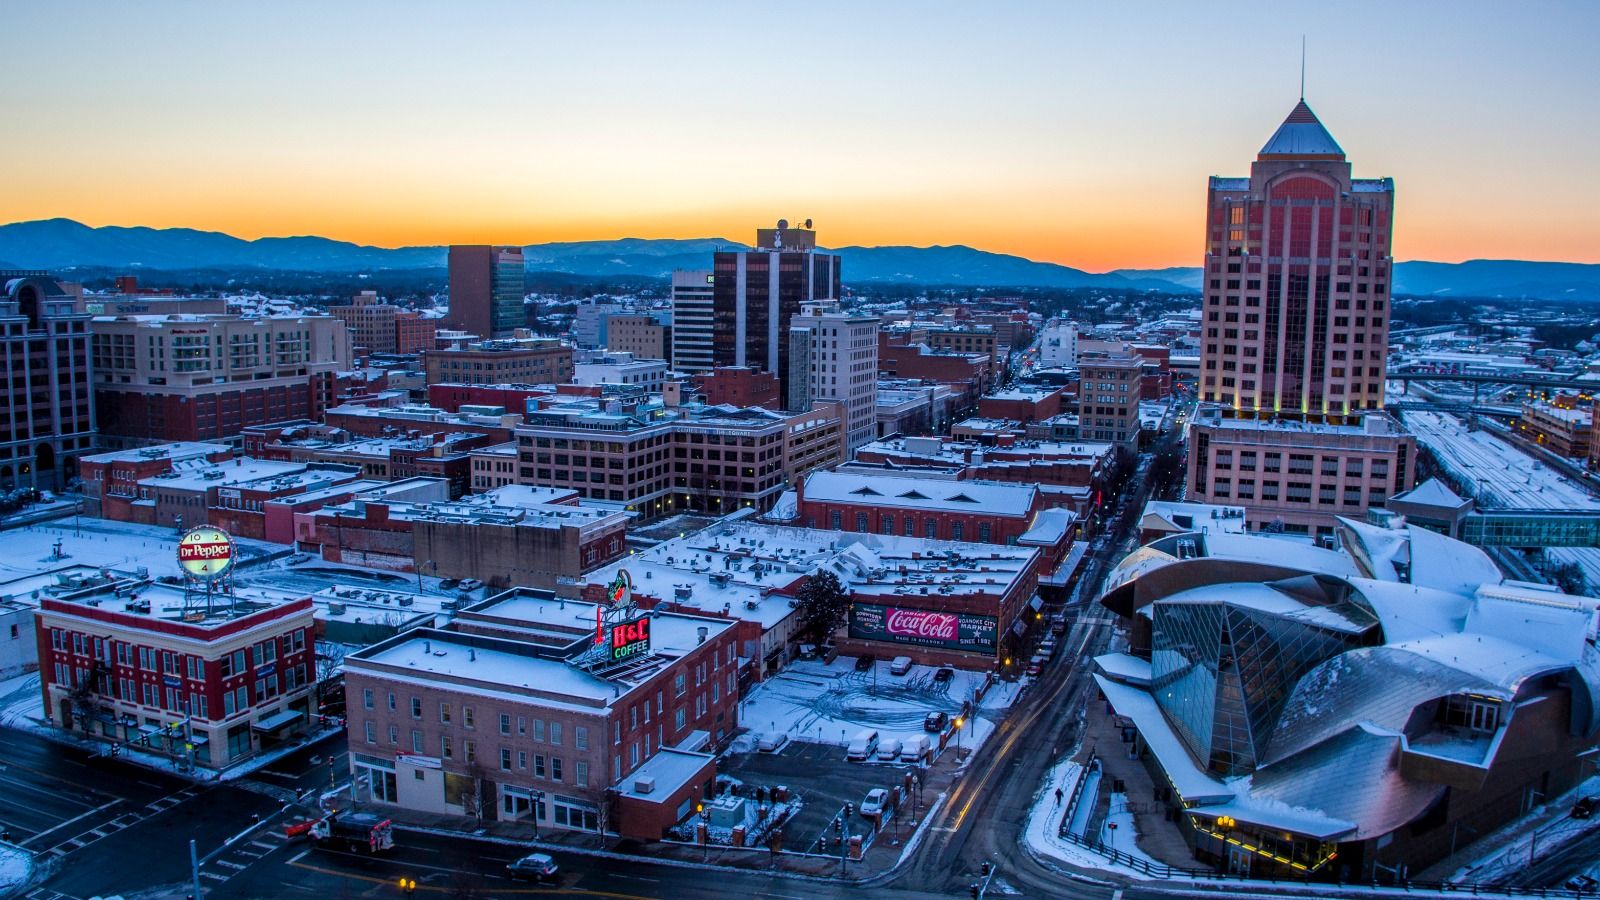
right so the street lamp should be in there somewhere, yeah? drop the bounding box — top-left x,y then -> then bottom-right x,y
953,716 -> 965,755
698,802 -> 711,860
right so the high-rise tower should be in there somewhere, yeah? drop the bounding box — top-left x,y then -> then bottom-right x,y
1199,100 -> 1394,422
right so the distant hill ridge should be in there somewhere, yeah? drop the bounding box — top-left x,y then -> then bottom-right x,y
2,218 -> 1598,299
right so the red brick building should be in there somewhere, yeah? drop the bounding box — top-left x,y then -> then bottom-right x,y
688,367 -> 780,409
427,383 -> 554,414
91,313 -> 351,447
80,442 -> 234,519
792,470 -> 1076,574
37,586 -> 317,769
343,591 -> 737,839
877,332 -> 992,409
978,386 -> 1066,424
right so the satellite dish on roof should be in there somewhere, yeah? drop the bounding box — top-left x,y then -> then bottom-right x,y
804,219 -> 813,229
776,219 -> 788,230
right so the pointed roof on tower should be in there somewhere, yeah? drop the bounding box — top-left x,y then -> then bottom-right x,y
1258,100 -> 1345,160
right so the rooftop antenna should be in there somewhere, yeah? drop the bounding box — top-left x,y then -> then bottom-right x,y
1300,35 -> 1306,100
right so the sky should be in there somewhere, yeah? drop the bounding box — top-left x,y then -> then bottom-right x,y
3,1 -> 1598,271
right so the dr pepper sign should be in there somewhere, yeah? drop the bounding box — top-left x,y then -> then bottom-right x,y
177,525 -> 235,581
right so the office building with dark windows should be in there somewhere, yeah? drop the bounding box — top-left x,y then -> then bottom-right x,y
0,271 -> 95,491
446,245 -> 525,338
710,222 -> 840,401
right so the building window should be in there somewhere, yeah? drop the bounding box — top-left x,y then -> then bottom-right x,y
412,730 -> 423,753
501,748 -> 513,771
363,689 -> 374,710
364,722 -> 376,744
500,714 -> 511,735
440,736 -> 453,759
411,697 -> 422,719
439,703 -> 451,725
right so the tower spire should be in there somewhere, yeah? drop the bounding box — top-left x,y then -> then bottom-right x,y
1300,35 -> 1306,100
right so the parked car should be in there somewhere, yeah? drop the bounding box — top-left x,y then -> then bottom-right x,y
933,667 -> 955,683
1573,796 -> 1600,819
797,643 -> 818,660
1040,639 -> 1058,657
1567,875 -> 1598,892
458,578 -> 484,592
860,788 -> 889,818
876,737 -> 903,761
846,729 -> 880,762
438,578 -> 460,590
507,853 -> 560,883
756,732 -> 789,753
923,711 -> 949,732
900,733 -> 932,763
1025,660 -> 1043,677
854,655 -> 875,672
889,656 -> 914,676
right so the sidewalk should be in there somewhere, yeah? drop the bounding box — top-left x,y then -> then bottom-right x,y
1075,690 -> 1195,869
371,802 -> 890,878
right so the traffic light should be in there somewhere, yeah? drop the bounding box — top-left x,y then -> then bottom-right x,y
980,861 -> 991,877
845,802 -> 854,816
969,883 -> 980,899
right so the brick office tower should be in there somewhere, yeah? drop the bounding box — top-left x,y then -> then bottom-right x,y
711,221 -> 840,402
1198,99 -> 1393,419
0,273 -> 95,491
447,246 -> 525,339
1188,101 -> 1413,538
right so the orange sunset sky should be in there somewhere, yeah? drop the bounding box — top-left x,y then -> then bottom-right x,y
4,1 -> 1598,271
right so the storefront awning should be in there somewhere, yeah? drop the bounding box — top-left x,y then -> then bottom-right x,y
252,709 -> 302,732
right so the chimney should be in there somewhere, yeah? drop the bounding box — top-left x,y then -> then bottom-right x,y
697,626 -> 708,645
469,647 -> 476,662
423,639 -> 431,654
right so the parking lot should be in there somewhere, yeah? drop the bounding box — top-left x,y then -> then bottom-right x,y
739,656 -> 1018,752
720,740 -> 932,854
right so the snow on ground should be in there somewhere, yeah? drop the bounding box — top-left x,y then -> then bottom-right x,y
0,841 -> 32,897
1100,792 -> 1166,868
1449,774 -> 1600,883
0,670 -> 42,728
1023,756 -> 1154,880
738,657 -> 1017,753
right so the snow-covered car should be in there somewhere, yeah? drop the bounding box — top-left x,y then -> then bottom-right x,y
507,853 -> 559,883
889,656 -> 913,676
756,732 -> 789,753
875,737 -> 903,761
859,788 -> 889,818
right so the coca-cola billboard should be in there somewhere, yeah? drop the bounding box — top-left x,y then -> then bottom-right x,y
849,603 -> 997,654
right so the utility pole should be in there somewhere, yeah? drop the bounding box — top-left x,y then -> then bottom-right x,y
190,838 -> 202,899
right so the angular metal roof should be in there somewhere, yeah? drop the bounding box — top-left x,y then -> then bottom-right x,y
1258,100 -> 1345,159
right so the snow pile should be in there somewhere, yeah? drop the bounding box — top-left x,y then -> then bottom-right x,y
0,841 -> 32,896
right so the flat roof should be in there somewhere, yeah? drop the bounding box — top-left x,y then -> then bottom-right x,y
616,748 -> 715,801
140,459 -> 307,491
82,442 -> 232,465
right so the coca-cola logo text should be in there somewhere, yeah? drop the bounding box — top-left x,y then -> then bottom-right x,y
886,608 -> 959,642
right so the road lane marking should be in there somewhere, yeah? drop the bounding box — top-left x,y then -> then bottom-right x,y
286,856 -> 654,898
16,794 -> 120,845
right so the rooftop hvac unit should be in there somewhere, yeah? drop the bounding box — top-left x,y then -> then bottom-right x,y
633,775 -> 656,794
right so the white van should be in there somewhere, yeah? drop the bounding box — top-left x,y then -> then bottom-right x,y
889,656 -> 914,676
900,733 -> 931,763
875,736 -> 903,762
846,729 -> 880,762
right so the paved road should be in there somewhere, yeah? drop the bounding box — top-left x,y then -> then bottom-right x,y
217,828 -> 955,900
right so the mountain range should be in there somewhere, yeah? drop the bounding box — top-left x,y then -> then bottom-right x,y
2,218 -> 1598,300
